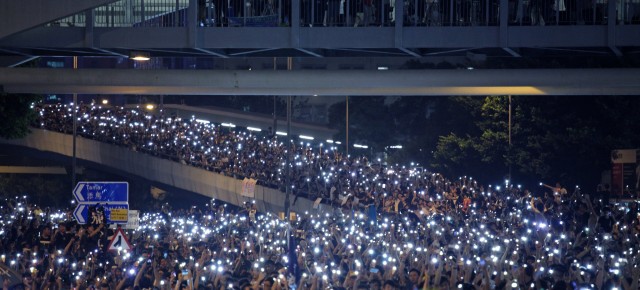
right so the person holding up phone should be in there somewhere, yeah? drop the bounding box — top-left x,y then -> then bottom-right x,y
173,270 -> 192,290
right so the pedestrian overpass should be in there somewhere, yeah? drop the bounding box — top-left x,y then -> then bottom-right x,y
1,0 -> 639,68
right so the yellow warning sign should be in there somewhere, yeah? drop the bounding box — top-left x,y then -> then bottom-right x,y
110,208 -> 128,222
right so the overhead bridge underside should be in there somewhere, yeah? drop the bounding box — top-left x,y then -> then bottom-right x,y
1,68 -> 640,96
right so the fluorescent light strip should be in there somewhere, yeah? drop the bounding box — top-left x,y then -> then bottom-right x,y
299,135 -> 314,140
354,144 -> 368,149
131,56 -> 150,61
276,131 -> 287,136
326,140 -> 334,143
247,127 -> 262,132
221,123 -> 236,128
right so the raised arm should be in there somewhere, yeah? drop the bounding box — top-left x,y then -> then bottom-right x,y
88,223 -> 104,237
134,261 -> 148,287
63,236 -> 77,255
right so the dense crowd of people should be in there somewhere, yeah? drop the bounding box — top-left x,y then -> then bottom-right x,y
0,102 -> 634,290
36,102 -> 420,204
1,181 -> 639,290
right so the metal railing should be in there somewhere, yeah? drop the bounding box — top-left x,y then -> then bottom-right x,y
48,0 -> 189,27
510,0 -> 609,26
45,0 -> 639,27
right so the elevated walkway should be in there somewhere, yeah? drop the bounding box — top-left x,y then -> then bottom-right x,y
1,0 -> 638,59
0,129 -> 330,214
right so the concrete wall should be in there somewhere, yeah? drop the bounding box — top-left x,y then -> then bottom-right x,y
0,129 -> 332,214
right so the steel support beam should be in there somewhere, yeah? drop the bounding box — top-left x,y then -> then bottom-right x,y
0,0 -> 119,39
2,26 -> 640,52
1,68 -> 640,96
0,56 -> 38,67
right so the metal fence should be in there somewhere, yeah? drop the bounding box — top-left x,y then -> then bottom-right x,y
49,0 -> 189,27
509,0 -> 609,25
45,0 -> 640,27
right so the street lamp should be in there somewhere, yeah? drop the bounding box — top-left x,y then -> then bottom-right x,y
508,95 -> 512,181
130,51 -> 151,61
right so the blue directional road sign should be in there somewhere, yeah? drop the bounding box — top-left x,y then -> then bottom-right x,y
73,203 -> 130,224
73,182 -> 129,224
73,182 -> 128,204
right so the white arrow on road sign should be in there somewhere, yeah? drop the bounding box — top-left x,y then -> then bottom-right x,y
73,204 -> 87,224
74,183 -> 86,202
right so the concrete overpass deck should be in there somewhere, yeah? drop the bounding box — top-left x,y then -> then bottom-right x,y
0,129 -> 331,214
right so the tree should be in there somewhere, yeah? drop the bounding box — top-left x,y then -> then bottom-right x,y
327,96 -> 488,167
427,97 -> 504,180
329,95 -> 640,188
0,93 -> 41,139
433,96 -> 640,189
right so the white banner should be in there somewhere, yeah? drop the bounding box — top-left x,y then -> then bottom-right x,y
109,210 -> 139,230
241,178 -> 257,198
126,210 -> 139,230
